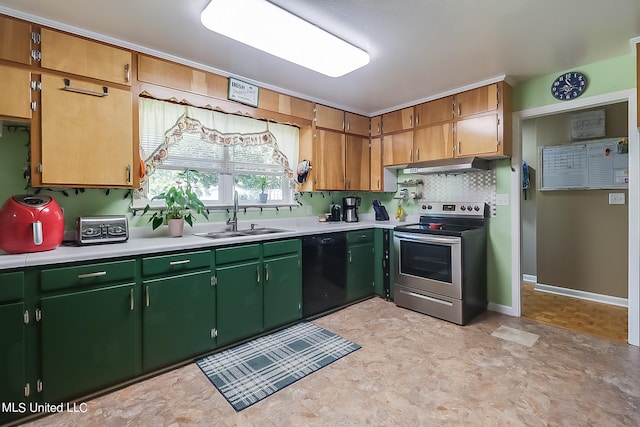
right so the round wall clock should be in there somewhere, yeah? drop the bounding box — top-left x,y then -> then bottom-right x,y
551,71 -> 587,100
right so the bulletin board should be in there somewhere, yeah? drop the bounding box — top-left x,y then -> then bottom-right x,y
540,137 -> 629,190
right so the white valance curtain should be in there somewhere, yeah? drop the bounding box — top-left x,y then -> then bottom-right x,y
136,97 -> 300,198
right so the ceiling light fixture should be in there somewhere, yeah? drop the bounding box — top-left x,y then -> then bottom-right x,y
200,0 -> 370,77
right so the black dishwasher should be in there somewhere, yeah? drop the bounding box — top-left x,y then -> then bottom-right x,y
302,233 -> 347,317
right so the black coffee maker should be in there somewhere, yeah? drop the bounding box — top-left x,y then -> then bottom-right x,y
342,197 -> 361,222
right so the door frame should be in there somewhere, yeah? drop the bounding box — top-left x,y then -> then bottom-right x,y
511,88 -> 639,346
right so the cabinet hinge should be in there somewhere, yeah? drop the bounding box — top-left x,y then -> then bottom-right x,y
37,380 -> 43,393
37,163 -> 43,173
497,139 -> 501,147
31,31 -> 41,44
497,117 -> 500,125
24,383 -> 30,397
23,310 -> 29,325
30,50 -> 41,62
30,101 -> 37,112
35,308 -> 42,322
211,328 -> 218,339
211,276 -> 217,287
30,80 -> 42,91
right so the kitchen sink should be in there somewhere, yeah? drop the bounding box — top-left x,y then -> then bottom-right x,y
195,228 -> 288,239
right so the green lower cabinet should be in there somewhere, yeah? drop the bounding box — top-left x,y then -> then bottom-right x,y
142,270 -> 215,371
40,283 -> 138,403
216,260 -> 263,346
0,301 -> 25,424
263,254 -> 302,330
347,243 -> 375,302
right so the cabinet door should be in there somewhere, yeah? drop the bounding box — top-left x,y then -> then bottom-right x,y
40,283 -> 137,403
0,302 -> 25,410
455,115 -> 499,157
315,104 -> 344,131
142,270 -> 215,371
370,115 -> 382,137
454,84 -> 498,118
414,122 -> 454,161
382,131 -> 413,166
347,243 -> 375,302
345,112 -> 369,136
315,129 -> 345,190
39,74 -> 134,187
263,254 -> 301,330
345,135 -> 370,191
382,107 -> 413,133
0,15 -> 32,65
415,96 -> 454,127
0,65 -> 32,120
216,260 -> 263,346
370,137 -> 382,191
40,28 -> 132,85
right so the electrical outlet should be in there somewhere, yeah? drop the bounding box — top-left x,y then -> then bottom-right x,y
496,194 -> 510,206
608,193 -> 625,205
305,205 -> 312,215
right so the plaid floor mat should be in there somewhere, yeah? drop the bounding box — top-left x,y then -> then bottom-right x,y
196,322 -> 361,411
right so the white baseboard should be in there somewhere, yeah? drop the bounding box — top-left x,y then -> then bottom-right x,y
522,274 -> 537,283
534,282 -> 628,308
488,302 -> 517,316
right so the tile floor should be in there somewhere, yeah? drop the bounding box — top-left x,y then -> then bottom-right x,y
19,298 -> 640,427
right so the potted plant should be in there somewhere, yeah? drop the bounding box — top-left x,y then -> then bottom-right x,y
143,169 -> 209,237
257,176 -> 268,203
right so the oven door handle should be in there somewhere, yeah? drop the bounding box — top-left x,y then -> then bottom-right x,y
394,231 -> 460,245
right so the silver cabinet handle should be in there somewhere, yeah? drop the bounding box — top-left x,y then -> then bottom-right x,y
78,271 -> 106,279
63,78 -> 108,97
458,104 -> 461,116
145,286 -> 150,307
130,288 -> 134,311
124,63 -> 130,83
169,259 -> 190,266
416,148 -> 420,160
399,289 -> 453,307
126,164 -> 131,183
265,264 -> 269,282
458,141 -> 461,154
409,115 -> 413,127
348,250 -> 352,263
256,265 -> 261,283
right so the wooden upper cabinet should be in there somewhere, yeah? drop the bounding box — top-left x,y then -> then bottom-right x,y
0,15 -> 32,65
382,107 -> 413,134
454,83 -> 499,118
345,135 -> 370,191
382,131 -> 413,166
414,123 -> 453,161
37,74 -> 134,187
455,115 -> 499,157
0,64 -> 32,120
370,115 -> 382,137
40,28 -> 132,85
138,54 -> 227,99
259,88 -> 313,120
345,112 -> 369,136
414,96 -> 454,127
315,104 -> 344,131
370,137 -> 382,191
314,129 -> 345,190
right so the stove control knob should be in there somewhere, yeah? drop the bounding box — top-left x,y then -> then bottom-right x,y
460,205 -> 466,211
474,205 -> 480,211
421,204 -> 427,210
426,204 -> 433,210
467,205 -> 473,211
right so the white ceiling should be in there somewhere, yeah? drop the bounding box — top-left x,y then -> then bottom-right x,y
1,0 -> 639,116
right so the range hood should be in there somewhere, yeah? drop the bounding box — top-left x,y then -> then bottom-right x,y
403,157 -> 493,175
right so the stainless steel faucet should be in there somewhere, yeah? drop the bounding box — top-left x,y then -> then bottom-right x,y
226,190 -> 239,231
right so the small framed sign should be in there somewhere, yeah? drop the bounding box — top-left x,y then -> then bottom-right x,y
571,109 -> 605,140
228,77 -> 259,107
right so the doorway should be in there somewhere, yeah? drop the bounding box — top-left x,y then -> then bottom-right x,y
512,89 -> 639,346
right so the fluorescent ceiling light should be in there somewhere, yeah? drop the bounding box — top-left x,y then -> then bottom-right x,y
201,0 -> 370,77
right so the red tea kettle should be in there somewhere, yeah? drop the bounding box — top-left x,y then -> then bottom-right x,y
0,195 -> 64,254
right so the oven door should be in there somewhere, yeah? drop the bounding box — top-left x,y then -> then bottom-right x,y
393,231 -> 462,299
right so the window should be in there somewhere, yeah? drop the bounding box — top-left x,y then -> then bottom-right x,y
135,98 -> 299,209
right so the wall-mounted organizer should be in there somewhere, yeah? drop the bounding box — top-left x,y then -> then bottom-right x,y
394,179 -> 424,200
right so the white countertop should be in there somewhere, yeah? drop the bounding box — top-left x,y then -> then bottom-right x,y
0,215 -> 412,270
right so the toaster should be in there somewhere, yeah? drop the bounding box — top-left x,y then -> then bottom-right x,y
76,215 -> 129,244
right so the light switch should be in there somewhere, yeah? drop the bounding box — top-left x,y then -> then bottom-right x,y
496,194 -> 510,206
608,193 -> 625,205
